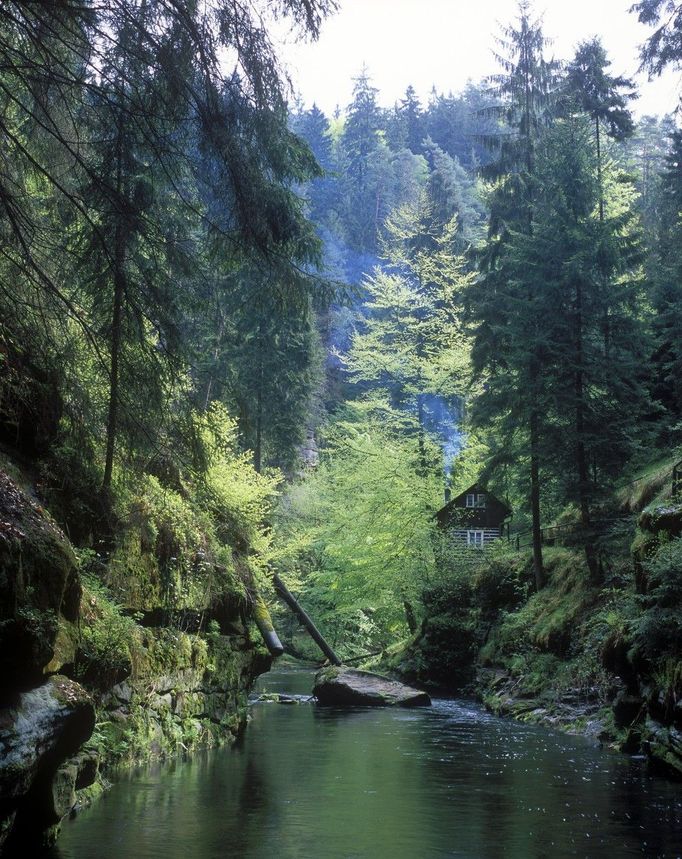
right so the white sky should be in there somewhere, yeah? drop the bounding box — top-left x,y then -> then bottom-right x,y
274,0 -> 681,118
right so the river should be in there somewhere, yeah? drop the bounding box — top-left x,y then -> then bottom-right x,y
50,665 -> 682,858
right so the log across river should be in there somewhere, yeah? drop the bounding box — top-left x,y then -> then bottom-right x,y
50,664 -> 682,858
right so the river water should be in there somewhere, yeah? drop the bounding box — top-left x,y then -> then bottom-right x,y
51,665 -> 682,858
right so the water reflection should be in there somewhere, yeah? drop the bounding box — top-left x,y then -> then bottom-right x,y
51,668 -> 682,858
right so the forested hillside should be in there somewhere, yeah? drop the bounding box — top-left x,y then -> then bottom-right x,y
2,0 -> 682,851
271,1 -> 682,775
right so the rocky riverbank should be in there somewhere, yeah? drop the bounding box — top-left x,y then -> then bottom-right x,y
0,467 -> 272,852
388,499 -> 682,780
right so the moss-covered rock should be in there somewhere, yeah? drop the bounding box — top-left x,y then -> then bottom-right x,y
643,718 -> 682,778
638,503 -> 682,537
89,627 -> 270,771
0,470 -> 80,693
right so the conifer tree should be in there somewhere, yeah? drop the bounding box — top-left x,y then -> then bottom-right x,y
563,38 -> 637,221
504,116 -> 648,577
632,0 -> 682,82
339,69 -> 385,255
472,1 -> 557,589
397,85 -> 425,155
650,130 -> 682,425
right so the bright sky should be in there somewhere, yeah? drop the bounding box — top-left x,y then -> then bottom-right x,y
274,0 -> 681,118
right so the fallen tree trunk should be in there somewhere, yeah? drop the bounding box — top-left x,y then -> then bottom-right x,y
272,574 -> 341,666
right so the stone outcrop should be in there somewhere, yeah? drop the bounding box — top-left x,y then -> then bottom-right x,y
644,718 -> 682,777
0,675 -> 96,850
638,503 -> 682,538
0,470 -> 92,850
313,666 -> 431,707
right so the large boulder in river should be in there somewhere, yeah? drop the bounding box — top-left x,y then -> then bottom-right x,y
313,666 -> 431,707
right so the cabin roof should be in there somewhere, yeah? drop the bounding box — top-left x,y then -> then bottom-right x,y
435,482 -> 512,523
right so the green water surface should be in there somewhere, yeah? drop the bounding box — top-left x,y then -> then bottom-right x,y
50,666 -> 682,858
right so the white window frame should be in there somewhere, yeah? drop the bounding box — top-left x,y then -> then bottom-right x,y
476,493 -> 487,508
467,530 -> 484,548
465,493 -> 476,507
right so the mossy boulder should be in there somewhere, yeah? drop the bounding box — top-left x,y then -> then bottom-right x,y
0,470 -> 80,693
643,718 -> 682,778
638,504 -> 682,538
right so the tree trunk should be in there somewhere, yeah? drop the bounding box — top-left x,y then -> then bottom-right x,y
254,318 -> 264,473
417,393 -> 427,476
403,599 -> 417,634
103,115 -> 126,493
254,372 -> 262,474
529,408 -> 545,590
596,116 -> 604,224
273,574 -> 342,666
575,277 -> 600,581
102,242 -> 125,492
596,116 -> 611,357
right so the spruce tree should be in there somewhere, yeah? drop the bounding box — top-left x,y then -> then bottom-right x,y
563,38 -> 637,221
650,130 -> 682,426
472,0 -> 557,589
339,69 -> 385,255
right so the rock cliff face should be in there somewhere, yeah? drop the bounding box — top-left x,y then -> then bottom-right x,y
94,628 -> 269,767
0,676 -> 96,850
0,468 -> 271,851
0,469 -> 94,850
0,469 -> 81,694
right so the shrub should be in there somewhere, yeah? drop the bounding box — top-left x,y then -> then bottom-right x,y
632,537 -> 682,665
77,572 -> 140,689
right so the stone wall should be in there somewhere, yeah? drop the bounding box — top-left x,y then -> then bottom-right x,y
94,628 -> 270,769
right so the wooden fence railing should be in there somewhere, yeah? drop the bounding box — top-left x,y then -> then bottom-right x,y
513,516 -> 634,551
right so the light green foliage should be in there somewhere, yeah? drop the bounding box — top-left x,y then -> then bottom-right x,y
345,194 -> 473,401
100,402 -> 281,612
194,404 -> 282,561
275,398 -> 443,652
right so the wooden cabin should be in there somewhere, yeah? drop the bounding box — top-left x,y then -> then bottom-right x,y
435,483 -> 511,548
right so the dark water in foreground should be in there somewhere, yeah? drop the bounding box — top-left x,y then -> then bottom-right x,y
51,666 -> 682,858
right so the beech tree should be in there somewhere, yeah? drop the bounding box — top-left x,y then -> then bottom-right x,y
344,193 -> 472,476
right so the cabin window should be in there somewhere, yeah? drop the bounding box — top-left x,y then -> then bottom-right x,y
467,530 -> 484,548
466,493 -> 486,508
